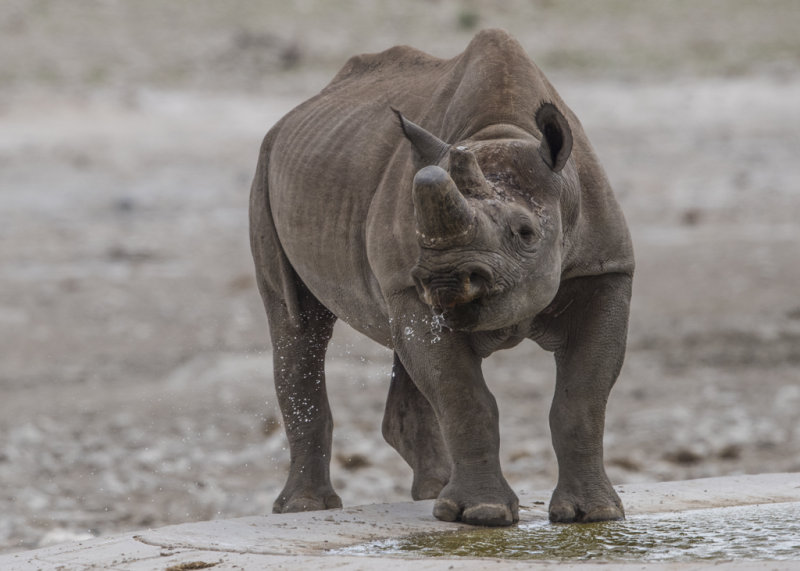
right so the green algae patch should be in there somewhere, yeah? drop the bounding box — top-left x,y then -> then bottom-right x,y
336,502 -> 800,561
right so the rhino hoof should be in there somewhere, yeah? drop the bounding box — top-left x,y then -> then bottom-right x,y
411,475 -> 449,501
273,492 -> 342,513
462,503 -> 517,526
432,497 -> 460,522
548,501 -> 624,523
433,498 -> 517,526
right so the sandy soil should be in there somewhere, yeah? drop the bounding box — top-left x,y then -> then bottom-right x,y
1,0 -> 799,553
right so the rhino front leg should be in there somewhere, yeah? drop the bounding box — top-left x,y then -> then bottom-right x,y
543,273 -> 631,523
266,293 -> 342,514
382,352 -> 451,500
392,307 -> 518,526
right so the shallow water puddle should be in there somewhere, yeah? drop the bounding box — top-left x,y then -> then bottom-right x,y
335,502 -> 800,561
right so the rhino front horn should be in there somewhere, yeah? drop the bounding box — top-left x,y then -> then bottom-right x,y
413,165 -> 476,249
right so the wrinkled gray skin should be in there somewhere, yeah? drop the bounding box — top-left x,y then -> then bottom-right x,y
250,30 -> 634,527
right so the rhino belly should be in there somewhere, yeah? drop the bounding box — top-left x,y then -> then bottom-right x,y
273,195 -> 393,347
266,92 -> 406,346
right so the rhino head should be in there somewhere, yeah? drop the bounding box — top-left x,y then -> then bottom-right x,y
398,103 -> 575,332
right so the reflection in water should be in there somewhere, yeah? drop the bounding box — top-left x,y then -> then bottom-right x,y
337,503 -> 800,561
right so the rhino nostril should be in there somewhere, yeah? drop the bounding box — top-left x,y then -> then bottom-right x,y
468,272 -> 487,289
411,267 -> 431,295
464,265 -> 493,293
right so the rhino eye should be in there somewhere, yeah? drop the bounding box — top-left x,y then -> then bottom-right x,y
517,222 -> 536,242
518,224 -> 535,240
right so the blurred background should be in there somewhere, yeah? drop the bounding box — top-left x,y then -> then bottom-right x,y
1,0 -> 799,553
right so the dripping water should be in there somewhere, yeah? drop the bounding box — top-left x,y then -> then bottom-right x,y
430,312 -> 449,344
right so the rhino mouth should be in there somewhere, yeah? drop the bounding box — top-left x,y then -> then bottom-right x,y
422,286 -> 487,331
437,298 -> 484,331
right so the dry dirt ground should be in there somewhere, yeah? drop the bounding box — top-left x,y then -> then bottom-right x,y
1,0 -> 799,554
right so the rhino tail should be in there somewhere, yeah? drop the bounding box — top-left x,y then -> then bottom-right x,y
249,129 -> 303,328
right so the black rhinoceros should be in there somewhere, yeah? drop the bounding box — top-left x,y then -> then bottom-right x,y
249,29 -> 634,527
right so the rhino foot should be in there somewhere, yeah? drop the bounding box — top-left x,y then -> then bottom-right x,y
273,488 -> 342,514
411,471 -> 450,500
432,481 -> 519,526
548,486 -> 624,523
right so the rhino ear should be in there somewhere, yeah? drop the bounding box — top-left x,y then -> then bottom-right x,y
393,108 -> 450,166
535,102 -> 572,173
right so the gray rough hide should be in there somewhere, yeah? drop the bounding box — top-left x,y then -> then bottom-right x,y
250,29 -> 634,526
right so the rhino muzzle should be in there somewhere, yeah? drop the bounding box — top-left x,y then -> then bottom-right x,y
411,150 -> 497,317
412,262 -> 493,314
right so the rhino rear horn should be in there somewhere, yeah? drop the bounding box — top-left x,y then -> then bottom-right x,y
413,165 -> 476,248
536,102 -> 573,172
448,145 -> 492,198
394,109 -> 450,166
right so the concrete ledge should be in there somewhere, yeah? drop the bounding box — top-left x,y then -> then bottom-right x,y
3,474 -> 799,570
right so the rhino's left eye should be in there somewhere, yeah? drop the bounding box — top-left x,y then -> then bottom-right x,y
513,217 -> 537,241
511,219 -> 538,251
517,223 -> 536,241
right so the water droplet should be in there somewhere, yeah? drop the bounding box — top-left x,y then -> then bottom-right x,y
430,312 -> 449,344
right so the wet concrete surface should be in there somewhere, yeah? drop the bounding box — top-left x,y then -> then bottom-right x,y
1,474 -> 799,570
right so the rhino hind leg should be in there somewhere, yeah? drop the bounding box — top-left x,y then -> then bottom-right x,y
265,286 -> 342,514
382,353 -> 451,500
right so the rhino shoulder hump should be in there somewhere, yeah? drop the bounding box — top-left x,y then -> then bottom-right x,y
328,45 -> 442,87
463,28 -> 527,61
